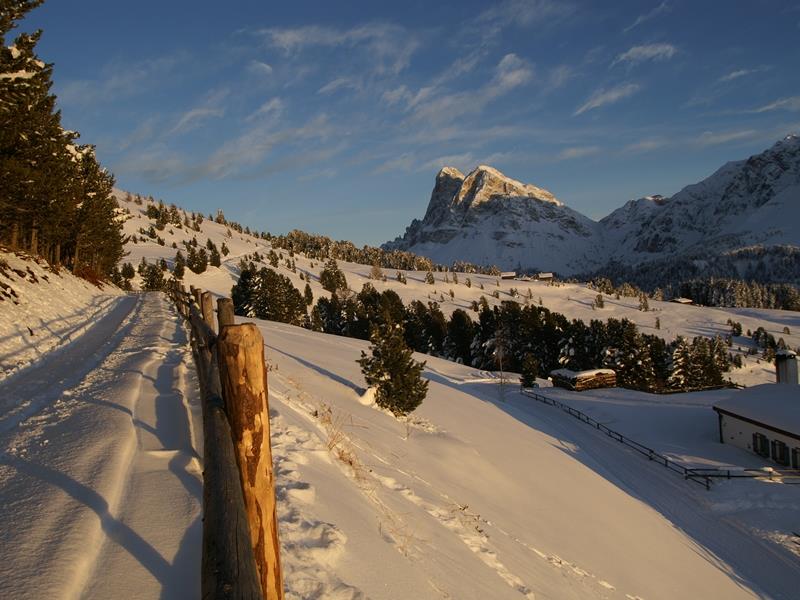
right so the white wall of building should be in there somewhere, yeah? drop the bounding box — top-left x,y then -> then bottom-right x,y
720,413 -> 800,466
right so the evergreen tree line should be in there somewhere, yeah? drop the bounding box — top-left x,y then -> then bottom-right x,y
230,268 -> 734,392
266,228 -> 501,275
0,1 -> 124,278
582,246 -> 800,309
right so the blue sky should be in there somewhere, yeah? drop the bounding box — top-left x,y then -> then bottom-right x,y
21,0 -> 800,245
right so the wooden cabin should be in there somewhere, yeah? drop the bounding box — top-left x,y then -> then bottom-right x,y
549,368 -> 617,391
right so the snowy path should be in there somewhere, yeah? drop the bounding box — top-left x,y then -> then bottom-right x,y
0,293 -> 202,599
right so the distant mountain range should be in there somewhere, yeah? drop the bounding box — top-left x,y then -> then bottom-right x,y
384,135 -> 800,283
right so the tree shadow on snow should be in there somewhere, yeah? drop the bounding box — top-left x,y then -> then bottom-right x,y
425,372 -> 799,600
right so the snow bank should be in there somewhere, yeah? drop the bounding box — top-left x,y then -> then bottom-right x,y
0,250 -> 123,381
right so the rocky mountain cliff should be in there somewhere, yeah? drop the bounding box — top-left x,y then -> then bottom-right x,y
384,135 -> 800,278
384,165 -> 604,274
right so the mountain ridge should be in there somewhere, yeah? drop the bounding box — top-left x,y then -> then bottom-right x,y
384,135 -> 800,278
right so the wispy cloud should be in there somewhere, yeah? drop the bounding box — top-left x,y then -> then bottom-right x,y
408,54 -> 534,124
624,1 -> 671,33
318,77 -> 362,95
420,152 -> 478,173
547,65 -> 574,89
574,83 -> 640,115
694,129 -> 758,147
752,96 -> 800,113
372,153 -> 417,175
260,23 -> 419,75
718,68 -> 757,83
623,138 -> 668,153
169,89 -> 228,135
477,0 -> 574,37
246,97 -> 284,122
555,146 -> 600,160
170,107 -> 224,135
58,54 -> 184,106
612,43 -> 677,68
248,60 -> 273,77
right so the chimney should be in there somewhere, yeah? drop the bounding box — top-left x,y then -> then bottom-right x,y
776,349 -> 799,385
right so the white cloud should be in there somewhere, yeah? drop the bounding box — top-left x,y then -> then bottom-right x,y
574,83 -> 640,115
260,23 -> 419,75
318,77 -> 361,95
169,89 -> 229,135
555,146 -> 600,160
381,85 -> 413,106
477,0 -> 574,38
170,107 -> 224,135
58,54 -> 184,106
718,69 -> 751,83
624,138 -> 667,153
246,97 -> 284,122
694,129 -> 757,147
248,60 -> 273,77
408,54 -> 533,124
624,1 -> 671,33
420,153 -> 477,173
372,153 -> 417,174
612,43 -> 676,67
547,65 -> 573,89
753,96 -> 800,113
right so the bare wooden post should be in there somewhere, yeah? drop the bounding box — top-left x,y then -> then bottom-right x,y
193,288 -> 203,308
217,324 -> 284,600
217,297 -> 235,330
201,292 -> 216,334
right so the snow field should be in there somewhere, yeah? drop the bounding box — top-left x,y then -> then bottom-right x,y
0,249 -> 123,382
117,193 -> 799,388
254,318 -> 797,599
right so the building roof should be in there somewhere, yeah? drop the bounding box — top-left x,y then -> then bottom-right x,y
550,368 -> 616,380
713,384 -> 800,438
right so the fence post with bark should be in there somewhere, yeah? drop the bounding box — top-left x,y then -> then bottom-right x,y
165,282 -> 284,599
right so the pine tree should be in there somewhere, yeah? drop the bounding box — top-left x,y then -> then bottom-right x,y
320,258 -> 348,293
520,353 -> 539,388
358,321 -> 428,417
303,282 -> 314,306
369,262 -> 384,280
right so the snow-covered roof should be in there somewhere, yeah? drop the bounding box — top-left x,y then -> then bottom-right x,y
713,384 -> 800,438
550,368 -> 616,379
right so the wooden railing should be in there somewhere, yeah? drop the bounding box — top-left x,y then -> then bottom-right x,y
521,389 -> 713,490
166,282 -> 284,599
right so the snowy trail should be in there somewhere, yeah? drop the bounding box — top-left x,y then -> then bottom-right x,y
0,293 -> 202,599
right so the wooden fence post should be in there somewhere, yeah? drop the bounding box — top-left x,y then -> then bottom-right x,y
217,297 -> 235,330
217,324 -> 284,600
201,292 -> 216,334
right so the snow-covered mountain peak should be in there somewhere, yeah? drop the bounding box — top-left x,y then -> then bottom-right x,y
454,165 -> 563,208
437,166 -> 465,180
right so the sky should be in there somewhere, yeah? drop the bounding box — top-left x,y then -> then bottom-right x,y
17,0 -> 800,245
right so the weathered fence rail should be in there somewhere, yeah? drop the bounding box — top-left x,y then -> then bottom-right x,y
166,282 -> 283,599
521,389 -> 713,489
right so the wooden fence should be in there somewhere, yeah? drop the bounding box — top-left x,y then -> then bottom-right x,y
166,282 -> 284,600
521,389 -> 713,489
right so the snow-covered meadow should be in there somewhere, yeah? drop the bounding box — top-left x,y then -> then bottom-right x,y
0,192 -> 798,598
119,192 -> 799,388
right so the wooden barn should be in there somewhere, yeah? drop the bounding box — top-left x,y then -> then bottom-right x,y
550,368 -> 617,391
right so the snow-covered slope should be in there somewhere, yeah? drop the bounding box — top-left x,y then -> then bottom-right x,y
386,135 -> 800,276
117,193 -> 799,388
260,318 -> 799,599
0,250 -> 123,382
